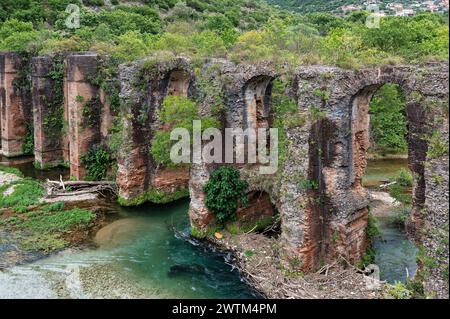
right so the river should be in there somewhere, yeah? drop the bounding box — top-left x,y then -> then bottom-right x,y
0,157 -> 418,298
364,158 -> 418,284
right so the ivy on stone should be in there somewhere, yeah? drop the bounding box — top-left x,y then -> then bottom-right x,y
203,166 -> 249,225
81,145 -> 111,181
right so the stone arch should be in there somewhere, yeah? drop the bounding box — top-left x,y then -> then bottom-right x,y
235,190 -> 276,232
287,64 -> 446,270
116,58 -> 194,205
243,75 -> 273,131
347,75 -> 429,221
166,69 -> 191,97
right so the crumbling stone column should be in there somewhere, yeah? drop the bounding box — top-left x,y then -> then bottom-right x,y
32,55 -> 65,168
187,61 -> 278,235
0,52 -> 33,157
65,53 -> 101,179
407,62 -> 449,299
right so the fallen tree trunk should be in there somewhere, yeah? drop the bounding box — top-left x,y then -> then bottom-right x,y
44,176 -> 117,199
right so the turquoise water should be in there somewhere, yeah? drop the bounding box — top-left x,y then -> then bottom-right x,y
0,158 -> 418,297
365,159 -> 418,284
0,197 -> 257,299
373,216 -> 418,284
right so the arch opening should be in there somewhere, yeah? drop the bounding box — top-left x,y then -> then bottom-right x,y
244,75 -> 273,131
235,190 -> 279,237
351,82 -> 425,283
166,69 -> 190,97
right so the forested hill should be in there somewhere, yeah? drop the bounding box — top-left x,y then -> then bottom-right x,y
265,0 -> 449,13
266,0 -> 361,13
0,0 -> 448,70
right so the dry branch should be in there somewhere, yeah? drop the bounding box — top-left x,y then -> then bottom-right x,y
44,178 -> 117,199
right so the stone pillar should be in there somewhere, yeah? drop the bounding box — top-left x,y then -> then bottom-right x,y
65,53 -> 101,179
0,52 -> 32,157
32,56 -> 65,168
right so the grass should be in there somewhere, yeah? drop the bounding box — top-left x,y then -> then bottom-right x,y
0,178 -> 44,212
20,233 -> 68,252
0,165 -> 24,177
0,170 -> 97,253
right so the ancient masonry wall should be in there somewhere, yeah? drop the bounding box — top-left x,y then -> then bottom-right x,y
116,57 -> 194,206
0,51 -> 448,296
188,61 -> 448,297
0,52 -> 33,157
65,53 -> 103,179
1,52 -> 111,179
32,55 -> 65,167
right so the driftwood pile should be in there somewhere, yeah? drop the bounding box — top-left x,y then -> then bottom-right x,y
44,176 -> 117,200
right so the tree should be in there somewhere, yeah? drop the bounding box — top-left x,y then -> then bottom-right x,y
369,84 -> 408,154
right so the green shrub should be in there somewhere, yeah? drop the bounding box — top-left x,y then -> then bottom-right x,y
394,168 -> 413,187
386,281 -> 413,299
151,96 -> 219,167
22,123 -> 34,155
81,145 -> 112,181
0,166 -> 24,177
389,183 -> 412,206
203,166 -> 249,225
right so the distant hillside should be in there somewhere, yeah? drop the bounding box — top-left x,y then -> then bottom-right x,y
266,0 -> 449,14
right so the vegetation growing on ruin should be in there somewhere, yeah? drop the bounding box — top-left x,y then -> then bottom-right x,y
81,145 -> 112,181
151,96 -> 219,168
43,57 -> 66,140
118,187 -> 189,207
22,122 -> 35,155
204,166 -> 249,225
271,78 -> 304,166
81,95 -> 102,127
358,212 -> 380,267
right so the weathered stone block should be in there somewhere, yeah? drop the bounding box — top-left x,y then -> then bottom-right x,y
32,55 -> 65,168
0,52 -> 33,157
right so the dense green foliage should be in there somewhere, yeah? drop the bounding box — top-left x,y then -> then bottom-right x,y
80,145 -> 112,180
369,84 -> 408,155
151,96 -> 219,167
0,1 -> 447,69
203,166 -> 249,225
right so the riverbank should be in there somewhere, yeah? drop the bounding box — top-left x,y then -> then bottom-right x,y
207,230 -> 386,299
0,168 -> 116,268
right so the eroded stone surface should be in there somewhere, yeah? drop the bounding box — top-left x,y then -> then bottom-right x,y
0,52 -> 33,157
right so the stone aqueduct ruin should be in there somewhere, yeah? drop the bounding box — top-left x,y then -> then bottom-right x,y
1,52 -> 448,297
